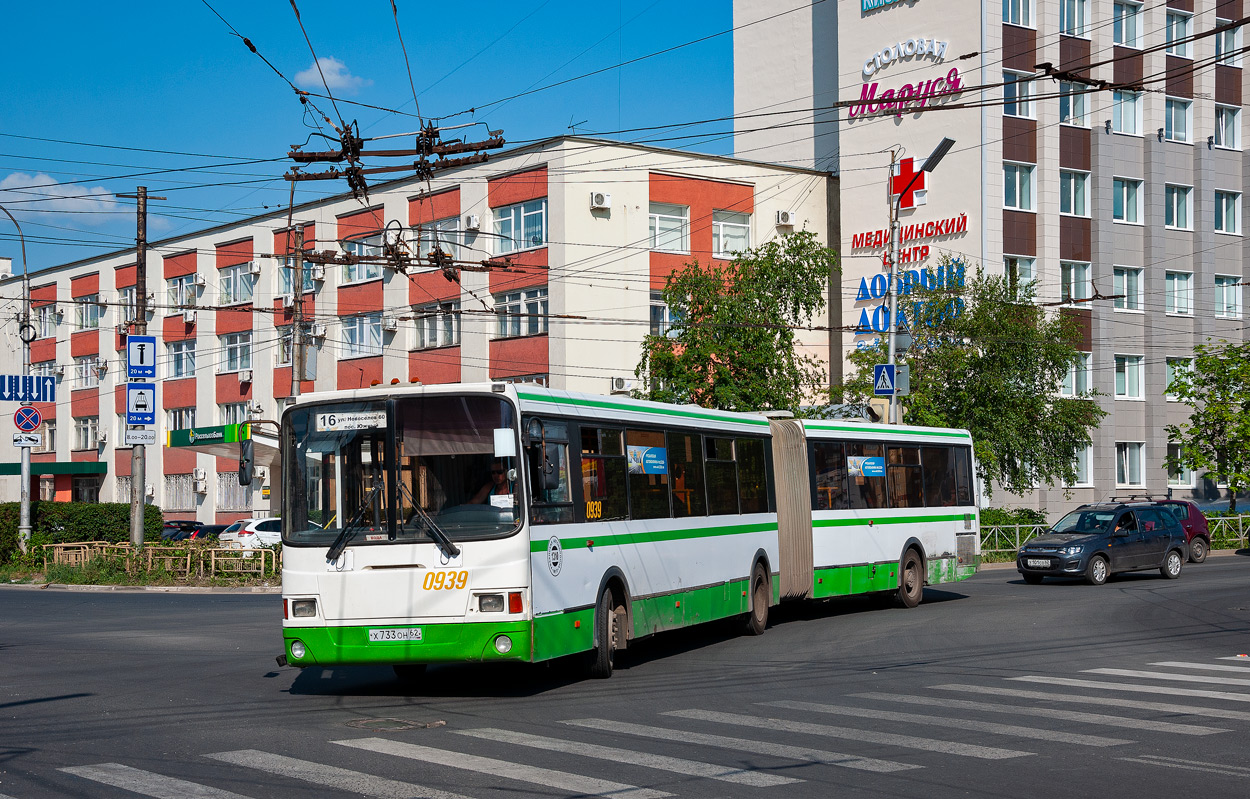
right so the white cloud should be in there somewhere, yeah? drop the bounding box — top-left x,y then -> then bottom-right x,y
295,57 -> 373,95
0,172 -> 119,225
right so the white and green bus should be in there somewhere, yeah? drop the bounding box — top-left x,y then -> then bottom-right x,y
278,382 -> 979,678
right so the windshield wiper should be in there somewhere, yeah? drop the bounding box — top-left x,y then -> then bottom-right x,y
398,481 -> 460,560
325,482 -> 384,563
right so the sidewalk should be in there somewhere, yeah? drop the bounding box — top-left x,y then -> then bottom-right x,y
2,582 -> 282,594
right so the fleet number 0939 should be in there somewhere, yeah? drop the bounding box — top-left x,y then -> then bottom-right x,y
423,570 -> 468,590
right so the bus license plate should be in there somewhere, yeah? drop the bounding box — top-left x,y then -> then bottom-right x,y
368,628 -> 423,643
1026,559 -> 1050,568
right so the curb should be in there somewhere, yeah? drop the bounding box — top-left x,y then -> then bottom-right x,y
1,583 -> 281,594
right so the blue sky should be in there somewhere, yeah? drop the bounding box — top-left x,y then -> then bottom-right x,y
0,1 -> 733,272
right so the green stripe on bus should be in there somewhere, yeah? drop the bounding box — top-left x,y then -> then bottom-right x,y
812,513 -> 970,528
516,391 -> 771,427
530,521 -> 778,553
802,422 -> 971,439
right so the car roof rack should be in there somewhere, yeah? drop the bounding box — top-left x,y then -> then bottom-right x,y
1106,492 -> 1173,503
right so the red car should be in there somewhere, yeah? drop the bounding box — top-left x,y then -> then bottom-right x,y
1161,500 -> 1211,563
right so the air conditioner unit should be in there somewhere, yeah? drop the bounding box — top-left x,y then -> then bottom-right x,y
590,191 -> 612,210
279,293 -> 294,309
464,214 -> 480,231
53,364 -> 65,378
309,264 -> 325,281
145,483 -> 155,498
309,323 -> 326,339
193,467 -> 207,481
247,260 -> 262,277
97,431 -> 108,444
776,210 -> 795,226
238,369 -> 253,384
382,316 -> 399,333
182,309 -> 197,324
193,479 -> 208,494
610,376 -> 634,395
250,401 -> 264,415
190,272 -> 207,288
94,359 -> 108,376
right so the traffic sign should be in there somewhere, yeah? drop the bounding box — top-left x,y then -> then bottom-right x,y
14,406 -> 42,432
0,375 -> 55,403
895,364 -> 911,397
125,428 -> 157,446
126,383 -> 156,425
12,432 -> 41,448
126,335 -> 157,379
873,364 -> 896,396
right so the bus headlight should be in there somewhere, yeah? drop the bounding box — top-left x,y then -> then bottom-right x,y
290,640 -> 307,659
291,599 -> 317,618
478,594 -> 505,612
494,635 -> 512,654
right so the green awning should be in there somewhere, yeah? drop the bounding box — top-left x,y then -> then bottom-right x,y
0,461 -> 108,476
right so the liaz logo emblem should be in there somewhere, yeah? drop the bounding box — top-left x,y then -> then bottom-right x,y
547,536 -> 563,577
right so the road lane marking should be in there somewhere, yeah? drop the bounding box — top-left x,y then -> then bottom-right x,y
850,692 -> 1226,736
1118,755 -> 1250,778
663,709 -> 1032,760
934,682 -> 1250,720
1009,675 -> 1250,703
1084,667 -> 1250,687
61,764 -> 255,799
1151,661 -> 1250,674
206,750 -> 468,799
764,700 -> 1132,747
334,737 -> 669,799
453,728 -> 798,787
560,718 -> 920,773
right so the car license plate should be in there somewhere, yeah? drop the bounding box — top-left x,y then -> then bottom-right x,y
1026,558 -> 1050,568
368,627 -> 422,643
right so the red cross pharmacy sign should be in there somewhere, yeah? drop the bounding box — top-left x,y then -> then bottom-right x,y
891,157 -> 928,209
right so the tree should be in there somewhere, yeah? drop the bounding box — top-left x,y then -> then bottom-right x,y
844,256 -> 1105,497
1164,340 -> 1250,512
634,230 -> 837,413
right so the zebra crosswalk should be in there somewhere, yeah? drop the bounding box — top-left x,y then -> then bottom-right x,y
43,655 -> 1250,799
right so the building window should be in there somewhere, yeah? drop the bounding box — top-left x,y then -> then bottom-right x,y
1112,90 -> 1141,134
167,275 -> 198,308
1165,271 -> 1193,315
1004,255 -> 1036,297
712,210 -> 751,257
73,356 -> 101,389
72,476 -> 102,503
1113,267 -> 1143,311
1215,191 -> 1241,234
1165,185 -> 1192,229
115,475 -> 132,503
1113,178 -> 1142,223
496,287 -> 549,338
1003,163 -> 1035,211
1215,105 -> 1240,149
1113,2 -> 1141,47
415,301 -> 460,349
74,295 -> 101,330
1061,261 -> 1090,304
1115,355 -> 1144,399
1003,0 -> 1031,27
167,340 -> 195,378
73,416 -> 99,451
165,474 -> 195,512
218,263 -> 255,305
1215,275 -> 1243,318
649,290 -> 682,336
1165,11 -> 1192,57
1058,82 -> 1087,126
342,234 -> 384,282
36,304 -> 57,338
1164,98 -> 1191,143
1060,352 -> 1092,397
1167,443 -> 1194,488
1059,170 -> 1089,216
494,198 -> 547,255
344,313 -> 384,357
1216,20 -> 1243,67
219,402 -> 249,426
1064,445 -> 1093,488
648,202 -> 689,253
1166,357 -> 1193,401
167,407 -> 196,431
277,256 -> 315,294
118,287 -> 137,325
1003,71 -> 1033,117
1059,0 -> 1087,36
39,477 -> 55,500
414,217 -> 460,262
1116,442 -> 1145,487
218,471 -> 252,512
35,420 -> 56,454
219,332 -> 252,372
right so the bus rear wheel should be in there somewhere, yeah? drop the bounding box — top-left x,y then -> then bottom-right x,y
897,550 -> 924,608
744,562 -> 769,635
589,588 -> 620,679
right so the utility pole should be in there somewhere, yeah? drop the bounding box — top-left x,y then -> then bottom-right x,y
1,203 -> 32,552
291,228 -> 305,398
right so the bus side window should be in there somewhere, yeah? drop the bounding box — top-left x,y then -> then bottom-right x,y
953,446 -> 973,506
580,427 -> 627,523
736,438 -> 768,514
667,431 -> 707,518
705,437 -> 739,515
627,428 -> 671,519
887,446 -> 924,509
526,418 -> 574,524
810,441 -> 848,511
846,442 -> 887,510
920,446 -> 956,507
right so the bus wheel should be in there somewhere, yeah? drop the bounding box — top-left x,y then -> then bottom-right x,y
744,562 -> 769,635
393,664 -> 426,681
897,550 -> 923,608
589,588 -> 619,679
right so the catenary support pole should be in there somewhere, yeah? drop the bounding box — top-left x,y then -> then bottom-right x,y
130,187 -> 149,547
1,203 -> 32,552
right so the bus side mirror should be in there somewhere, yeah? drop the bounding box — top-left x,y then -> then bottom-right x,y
542,443 -> 561,490
238,439 -> 254,486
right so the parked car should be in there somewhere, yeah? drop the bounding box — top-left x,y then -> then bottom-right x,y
218,518 -> 282,549
1017,500 -> 1188,585
1159,499 -> 1212,563
188,524 -> 228,542
161,520 -> 200,540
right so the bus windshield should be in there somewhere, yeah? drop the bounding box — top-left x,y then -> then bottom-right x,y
282,394 -> 522,547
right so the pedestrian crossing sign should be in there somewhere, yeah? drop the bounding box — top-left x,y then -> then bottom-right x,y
873,364 -> 895,396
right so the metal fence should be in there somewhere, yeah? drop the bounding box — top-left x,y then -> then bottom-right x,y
42,541 -> 280,578
981,515 -> 1250,558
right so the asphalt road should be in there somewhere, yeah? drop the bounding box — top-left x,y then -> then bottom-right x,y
3,555 -> 1250,799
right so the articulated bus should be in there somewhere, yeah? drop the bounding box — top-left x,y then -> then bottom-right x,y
278,382 -> 980,678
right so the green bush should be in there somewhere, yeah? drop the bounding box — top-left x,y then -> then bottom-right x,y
0,502 -> 163,563
981,507 -> 1049,527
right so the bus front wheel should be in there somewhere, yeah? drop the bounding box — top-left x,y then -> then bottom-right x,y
589,588 -> 620,679
743,562 -> 769,635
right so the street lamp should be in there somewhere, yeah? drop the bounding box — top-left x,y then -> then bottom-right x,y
886,137 -> 955,424
0,202 -> 32,551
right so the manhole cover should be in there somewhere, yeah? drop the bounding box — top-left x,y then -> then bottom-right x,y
345,717 -> 446,732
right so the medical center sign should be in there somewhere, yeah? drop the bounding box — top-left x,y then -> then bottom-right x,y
850,36 -> 962,119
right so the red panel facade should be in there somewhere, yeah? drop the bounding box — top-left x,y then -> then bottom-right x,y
163,250 -> 198,279
162,377 -> 196,410
70,273 -> 99,298
338,281 -> 385,316
409,188 -> 461,225
337,206 -> 385,242
215,237 -> 253,268
273,222 -> 316,253
408,347 -> 461,385
216,306 -> 253,335
409,270 -> 462,304
162,315 -> 196,341
115,265 -> 136,289
489,167 -> 547,208
114,384 -> 127,414
648,173 -> 754,288
488,249 -> 549,293
163,448 -> 196,474
273,295 -> 315,325
32,399 -> 54,421
215,372 -> 253,404
70,389 -> 99,418
30,338 -> 56,362
489,334 -> 548,378
337,355 -> 384,389
272,367 -> 315,399
70,330 -> 100,358
114,452 -> 131,478
31,283 -> 57,305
